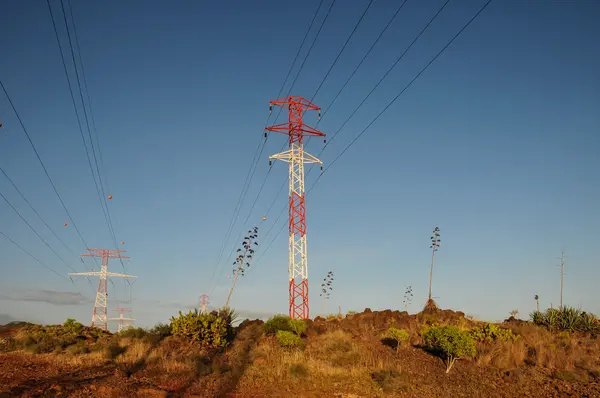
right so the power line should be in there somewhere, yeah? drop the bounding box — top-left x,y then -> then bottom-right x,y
0,166 -> 85,266
59,0 -> 125,269
310,0 -> 375,102
254,0 -> 493,268
0,231 -> 68,281
206,0 -> 331,293
224,0 -> 412,267
66,0 -> 110,196
321,0 -> 452,152
0,189 -> 78,273
316,0 -> 410,123
0,79 -> 97,268
46,0 -> 112,249
245,0 -> 435,254
325,0 -> 492,173
215,0 -> 346,284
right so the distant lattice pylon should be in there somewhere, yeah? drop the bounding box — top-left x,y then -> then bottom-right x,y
200,294 -> 210,314
108,306 -> 135,332
266,96 -> 326,320
69,249 -> 136,330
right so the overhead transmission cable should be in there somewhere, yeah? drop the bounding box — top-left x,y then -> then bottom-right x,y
208,0 -> 341,296
205,0 -> 329,294
254,0 -> 493,267
0,189 -> 78,273
310,0 -> 375,102
0,166 -> 85,265
0,79 -> 98,269
254,0 -> 450,247
60,0 -> 126,270
0,232 -> 69,281
231,0 -> 409,258
217,0 -> 346,277
48,0 -> 123,269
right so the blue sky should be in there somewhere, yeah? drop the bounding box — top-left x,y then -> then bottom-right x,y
0,0 -> 598,329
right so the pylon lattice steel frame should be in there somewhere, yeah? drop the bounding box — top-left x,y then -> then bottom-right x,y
200,294 -> 210,314
108,306 -> 135,332
266,96 -> 325,320
69,249 -> 135,330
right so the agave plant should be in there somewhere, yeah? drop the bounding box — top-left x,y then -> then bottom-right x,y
560,306 -> 582,332
530,310 -> 543,325
579,312 -> 599,332
544,308 -> 560,330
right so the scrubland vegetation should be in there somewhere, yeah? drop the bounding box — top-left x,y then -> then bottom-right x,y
1,305 -> 599,397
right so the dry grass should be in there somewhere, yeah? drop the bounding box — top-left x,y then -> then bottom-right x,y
237,330 -> 407,397
473,322 -> 600,379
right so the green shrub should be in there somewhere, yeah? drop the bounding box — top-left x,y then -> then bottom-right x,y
149,323 -> 172,338
119,327 -> 147,339
468,323 -> 519,343
170,308 -> 233,349
276,330 -> 302,348
263,315 -> 292,335
386,328 -> 409,351
63,318 -> 84,334
289,319 -> 306,337
423,326 -> 476,373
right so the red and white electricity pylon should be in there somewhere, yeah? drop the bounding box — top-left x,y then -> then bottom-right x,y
266,96 -> 326,320
69,249 -> 136,330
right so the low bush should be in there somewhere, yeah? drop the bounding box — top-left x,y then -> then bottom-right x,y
386,327 -> 409,351
469,323 -> 519,343
263,315 -> 293,335
423,325 -> 476,373
119,327 -> 147,339
149,323 -> 172,339
170,308 -> 234,349
63,318 -> 84,334
276,330 -> 302,348
289,319 -> 306,337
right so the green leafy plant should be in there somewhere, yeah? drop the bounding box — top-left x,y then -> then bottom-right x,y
468,323 -> 519,343
423,325 -> 476,373
170,308 -> 233,349
263,314 -> 293,335
119,327 -> 147,339
276,330 -> 302,348
63,318 -> 84,334
386,327 -> 409,351
289,319 -> 306,337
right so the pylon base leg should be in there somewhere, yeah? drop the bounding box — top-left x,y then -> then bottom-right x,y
289,278 -> 309,320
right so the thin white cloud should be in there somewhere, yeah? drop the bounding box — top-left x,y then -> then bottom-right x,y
0,289 -> 92,306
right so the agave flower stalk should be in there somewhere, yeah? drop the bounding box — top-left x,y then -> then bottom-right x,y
425,227 -> 441,310
320,271 -> 334,317
225,226 -> 259,308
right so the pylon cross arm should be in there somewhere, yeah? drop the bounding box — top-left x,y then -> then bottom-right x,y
265,123 -> 325,137
270,150 -> 322,164
106,272 -> 136,278
69,272 -> 101,277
